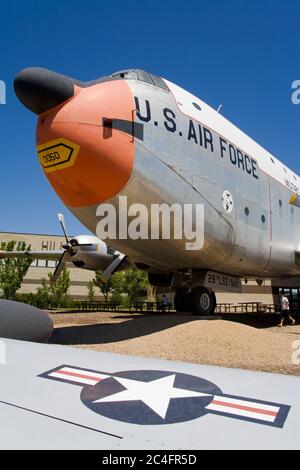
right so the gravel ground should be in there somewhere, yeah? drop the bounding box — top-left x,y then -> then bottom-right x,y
48,311 -> 300,376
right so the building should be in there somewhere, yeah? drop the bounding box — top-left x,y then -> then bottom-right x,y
0,231 -> 94,300
0,231 -> 298,308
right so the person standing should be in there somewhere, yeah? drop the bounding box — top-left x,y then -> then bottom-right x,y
278,294 -> 296,327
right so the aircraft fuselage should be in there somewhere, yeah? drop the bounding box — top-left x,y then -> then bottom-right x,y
15,68 -> 300,281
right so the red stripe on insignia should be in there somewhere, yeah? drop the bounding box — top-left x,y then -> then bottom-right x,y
211,399 -> 277,417
55,369 -> 104,382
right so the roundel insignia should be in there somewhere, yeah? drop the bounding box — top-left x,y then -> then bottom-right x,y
81,370 -> 221,425
222,190 -> 233,213
39,365 -> 291,428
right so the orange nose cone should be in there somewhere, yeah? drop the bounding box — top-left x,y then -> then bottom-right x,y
36,80 -> 135,208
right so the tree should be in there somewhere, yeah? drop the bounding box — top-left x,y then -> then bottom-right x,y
146,282 -> 157,302
121,269 -> 150,304
35,278 -> 52,309
47,268 -> 70,307
93,271 -> 117,301
87,280 -> 96,302
92,269 -> 152,306
34,268 -> 71,309
0,241 -> 32,299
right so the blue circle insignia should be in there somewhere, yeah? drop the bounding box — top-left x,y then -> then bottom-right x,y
81,369 -> 222,425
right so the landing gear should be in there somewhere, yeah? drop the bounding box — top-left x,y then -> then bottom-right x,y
190,287 -> 216,316
174,289 -> 191,312
174,287 -> 216,316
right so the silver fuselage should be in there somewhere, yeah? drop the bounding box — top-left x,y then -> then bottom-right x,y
69,77 -> 300,279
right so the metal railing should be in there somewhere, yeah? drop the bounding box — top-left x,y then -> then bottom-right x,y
74,301 -> 121,312
215,303 -> 282,314
130,301 -> 172,313
73,300 -> 173,313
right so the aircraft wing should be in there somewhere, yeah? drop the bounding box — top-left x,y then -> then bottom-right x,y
0,250 -> 63,261
0,338 -> 299,450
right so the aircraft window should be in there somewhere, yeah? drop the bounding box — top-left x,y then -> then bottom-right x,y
193,102 -> 202,111
110,69 -> 169,90
261,215 -> 266,223
279,199 -> 283,207
293,175 -> 297,181
111,70 -> 138,80
283,167 -> 287,174
136,70 -> 154,85
149,74 -> 169,90
245,207 -> 249,216
270,157 -> 275,164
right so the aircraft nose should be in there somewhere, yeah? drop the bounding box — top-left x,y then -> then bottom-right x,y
14,67 -> 74,115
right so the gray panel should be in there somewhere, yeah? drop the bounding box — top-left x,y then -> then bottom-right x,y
0,339 -> 299,449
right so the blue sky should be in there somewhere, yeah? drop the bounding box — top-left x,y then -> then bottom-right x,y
0,0 -> 299,235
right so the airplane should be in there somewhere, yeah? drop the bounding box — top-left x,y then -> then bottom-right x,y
0,213 -> 130,283
13,67 -> 300,315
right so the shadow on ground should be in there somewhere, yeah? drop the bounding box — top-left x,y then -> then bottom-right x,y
221,312 -> 299,329
49,313 -> 196,345
49,310 -> 299,346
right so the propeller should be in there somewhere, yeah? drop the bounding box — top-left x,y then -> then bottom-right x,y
51,213 -> 91,284
51,214 -> 73,284
51,250 -> 71,284
58,213 -> 70,248
52,213 -> 134,284
102,253 -> 127,281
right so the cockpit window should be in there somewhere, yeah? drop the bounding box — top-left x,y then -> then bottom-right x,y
111,69 -> 138,80
110,69 -> 169,91
136,70 -> 154,85
149,73 -> 169,90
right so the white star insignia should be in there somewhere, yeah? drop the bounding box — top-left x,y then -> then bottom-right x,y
93,374 -> 211,419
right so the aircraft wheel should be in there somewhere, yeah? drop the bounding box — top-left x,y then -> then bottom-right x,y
174,289 -> 191,312
191,287 -> 216,316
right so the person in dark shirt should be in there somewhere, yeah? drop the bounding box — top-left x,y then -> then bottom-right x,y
161,294 -> 171,311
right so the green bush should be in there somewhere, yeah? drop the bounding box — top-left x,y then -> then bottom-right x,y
120,294 -> 130,309
15,293 -> 36,306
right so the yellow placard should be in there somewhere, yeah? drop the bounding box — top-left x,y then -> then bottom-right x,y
37,138 -> 80,173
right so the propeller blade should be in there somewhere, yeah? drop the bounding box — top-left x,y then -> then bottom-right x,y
113,250 -> 136,270
102,253 -> 127,281
58,213 -> 69,244
51,250 -> 70,284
